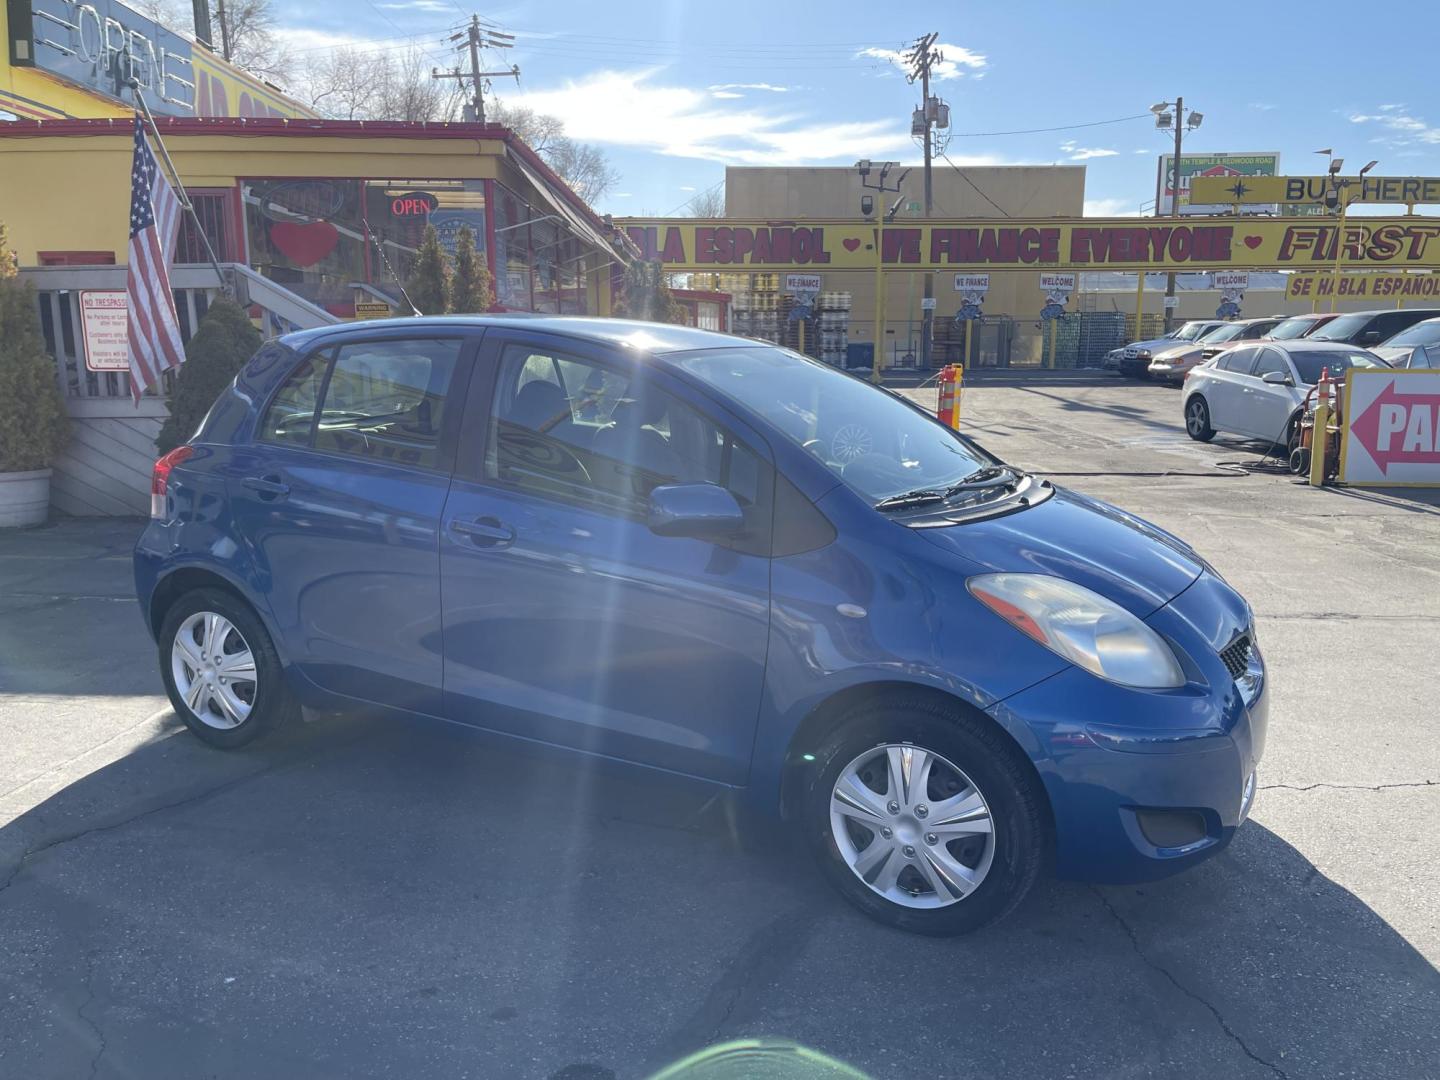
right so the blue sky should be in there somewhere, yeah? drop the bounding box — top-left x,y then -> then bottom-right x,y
278,0 -> 1440,218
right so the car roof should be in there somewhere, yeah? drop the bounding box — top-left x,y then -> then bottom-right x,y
279,314 -> 750,356
1323,307 -> 1440,318
1265,339 -> 1381,352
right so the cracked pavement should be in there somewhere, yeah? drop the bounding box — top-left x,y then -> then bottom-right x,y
1,373 -> 1437,1079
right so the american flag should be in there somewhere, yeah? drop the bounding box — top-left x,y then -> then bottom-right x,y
126,114 -> 185,403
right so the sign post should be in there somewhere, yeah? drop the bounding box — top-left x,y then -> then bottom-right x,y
784,273 -> 822,357
1039,272 -> 1075,369
1339,370 -> 1440,487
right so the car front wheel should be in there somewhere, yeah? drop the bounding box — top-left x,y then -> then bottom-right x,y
159,588 -> 299,748
803,699 -> 1046,935
1185,396 -> 1215,442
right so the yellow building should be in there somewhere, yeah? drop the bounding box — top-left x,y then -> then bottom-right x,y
0,117 -> 622,317
722,164 -> 1087,366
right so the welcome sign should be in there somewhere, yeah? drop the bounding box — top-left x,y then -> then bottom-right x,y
619,218 -> 1440,273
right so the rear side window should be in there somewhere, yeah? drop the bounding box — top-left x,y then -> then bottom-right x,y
260,350 -> 329,447
313,340 -> 461,469
1218,347 -> 1258,374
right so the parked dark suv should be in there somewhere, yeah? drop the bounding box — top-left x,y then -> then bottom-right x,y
1307,307 -> 1440,349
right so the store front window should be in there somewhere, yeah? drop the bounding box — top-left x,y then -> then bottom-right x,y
242,178 -> 487,311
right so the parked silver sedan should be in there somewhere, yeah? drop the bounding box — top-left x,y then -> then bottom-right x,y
1182,341 -> 1389,447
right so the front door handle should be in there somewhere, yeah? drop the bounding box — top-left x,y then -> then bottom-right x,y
242,474 -> 290,499
448,516 -> 515,546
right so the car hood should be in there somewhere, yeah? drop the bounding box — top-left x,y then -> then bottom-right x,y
1151,342 -> 1203,361
917,486 -> 1204,616
1371,345 -> 1413,365
1128,336 -> 1177,352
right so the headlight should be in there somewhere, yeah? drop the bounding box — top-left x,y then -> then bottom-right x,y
1136,349 -> 1152,359
967,573 -> 1185,688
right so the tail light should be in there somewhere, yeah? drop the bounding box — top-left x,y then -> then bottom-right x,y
151,446 -> 194,519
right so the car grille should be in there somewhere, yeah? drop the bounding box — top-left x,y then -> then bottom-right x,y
1220,632 -> 1253,680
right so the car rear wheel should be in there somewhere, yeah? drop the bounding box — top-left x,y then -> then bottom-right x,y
802,699 -> 1046,935
159,588 -> 299,748
1185,396 -> 1215,442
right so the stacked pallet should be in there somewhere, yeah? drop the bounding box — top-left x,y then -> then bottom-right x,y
816,291 -> 851,366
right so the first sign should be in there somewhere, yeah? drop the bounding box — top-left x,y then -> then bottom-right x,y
79,291 -> 129,372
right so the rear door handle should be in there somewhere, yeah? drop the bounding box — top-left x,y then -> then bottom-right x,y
448,516 -> 515,547
242,475 -> 290,499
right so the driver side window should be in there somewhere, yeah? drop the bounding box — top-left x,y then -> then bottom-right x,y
484,344 -> 771,533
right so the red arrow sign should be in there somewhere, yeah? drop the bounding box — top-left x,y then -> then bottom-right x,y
1349,378 -> 1440,475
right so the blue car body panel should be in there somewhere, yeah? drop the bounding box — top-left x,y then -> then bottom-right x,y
135,315 -> 1268,886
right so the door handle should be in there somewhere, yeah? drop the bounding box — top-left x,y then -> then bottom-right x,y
242,474 -> 290,499
448,516 -> 515,546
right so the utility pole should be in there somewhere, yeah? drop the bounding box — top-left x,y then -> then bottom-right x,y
1150,96 -> 1202,332
432,16 -> 518,124
215,0 -> 231,60
905,33 -> 941,370
1165,95 -> 1183,333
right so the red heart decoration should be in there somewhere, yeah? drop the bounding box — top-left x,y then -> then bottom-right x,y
271,221 -> 340,267
1242,235 -> 1263,250
843,237 -> 862,251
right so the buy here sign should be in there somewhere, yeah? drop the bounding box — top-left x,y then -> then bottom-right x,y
1341,370 -> 1440,487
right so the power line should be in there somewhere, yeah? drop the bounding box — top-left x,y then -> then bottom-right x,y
661,178 -> 724,217
946,113 -> 1153,138
937,149 -> 1011,217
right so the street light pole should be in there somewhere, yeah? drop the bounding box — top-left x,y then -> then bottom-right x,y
1164,95 -> 1183,334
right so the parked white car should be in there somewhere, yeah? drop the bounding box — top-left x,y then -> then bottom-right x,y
1182,341 -> 1389,447
1370,316 -> 1440,368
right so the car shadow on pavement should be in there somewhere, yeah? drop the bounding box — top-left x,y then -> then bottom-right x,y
1,714 -> 1436,1080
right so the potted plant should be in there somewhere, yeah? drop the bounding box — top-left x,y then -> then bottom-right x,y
0,222 -> 68,527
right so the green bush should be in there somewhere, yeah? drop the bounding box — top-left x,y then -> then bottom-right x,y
156,298 -> 261,453
405,224 -> 451,316
614,260 -> 686,324
450,225 -> 494,314
0,222 -> 68,473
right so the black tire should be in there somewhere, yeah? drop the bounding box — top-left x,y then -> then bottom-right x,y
158,587 -> 299,749
1184,395 -> 1215,442
802,697 -> 1047,936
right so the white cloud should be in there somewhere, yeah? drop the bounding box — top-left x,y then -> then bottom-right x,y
613,192 -> 633,198
1084,197 -> 1142,217
679,185 -> 696,191
375,0 -> 451,10
1248,102 -> 1278,111
856,41 -> 986,81
1133,148 -> 1150,154
1349,105 -> 1440,146
708,83 -> 789,93
711,91 -> 742,99
500,68 -> 916,166
1060,140 -> 1118,161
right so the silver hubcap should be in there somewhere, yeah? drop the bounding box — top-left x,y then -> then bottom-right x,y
1187,402 -> 1205,434
171,611 -> 257,730
830,743 -> 995,910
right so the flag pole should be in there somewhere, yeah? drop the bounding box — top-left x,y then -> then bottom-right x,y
128,82 -> 231,297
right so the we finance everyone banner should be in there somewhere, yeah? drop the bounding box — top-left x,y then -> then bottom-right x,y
618,218 -> 1440,273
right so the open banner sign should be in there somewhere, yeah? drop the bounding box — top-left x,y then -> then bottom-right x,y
1340,370 -> 1440,487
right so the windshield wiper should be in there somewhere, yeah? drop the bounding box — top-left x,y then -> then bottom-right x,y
874,466 -> 1022,511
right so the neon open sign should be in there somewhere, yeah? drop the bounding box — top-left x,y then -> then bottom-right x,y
390,192 -> 438,217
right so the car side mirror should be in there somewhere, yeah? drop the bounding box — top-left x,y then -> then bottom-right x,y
648,483 -> 745,539
1360,330 -> 1382,345
1261,370 -> 1293,386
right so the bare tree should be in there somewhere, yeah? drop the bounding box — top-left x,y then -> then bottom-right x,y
304,47 -> 449,122
213,0 -> 295,84
489,99 -> 620,204
682,185 -> 725,217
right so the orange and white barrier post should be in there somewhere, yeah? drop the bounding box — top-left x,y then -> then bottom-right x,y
1309,366 -> 1331,487
937,364 -> 959,430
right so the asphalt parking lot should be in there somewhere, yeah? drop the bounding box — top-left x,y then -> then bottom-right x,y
2,371 -> 1437,1080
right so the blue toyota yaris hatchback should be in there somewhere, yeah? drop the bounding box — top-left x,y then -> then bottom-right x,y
135,316 -> 1266,935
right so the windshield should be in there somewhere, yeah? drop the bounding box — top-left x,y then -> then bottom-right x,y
1309,312 -> 1374,341
1289,350 -> 1386,383
1173,322 -> 1211,342
1204,322 -> 1247,344
672,346 -> 993,504
1380,319 -> 1440,348
1268,316 -> 1322,340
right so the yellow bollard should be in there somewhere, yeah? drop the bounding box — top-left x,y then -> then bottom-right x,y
1308,399 -> 1330,486
953,363 -> 965,430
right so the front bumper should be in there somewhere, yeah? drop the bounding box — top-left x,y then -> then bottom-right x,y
988,571 -> 1267,883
